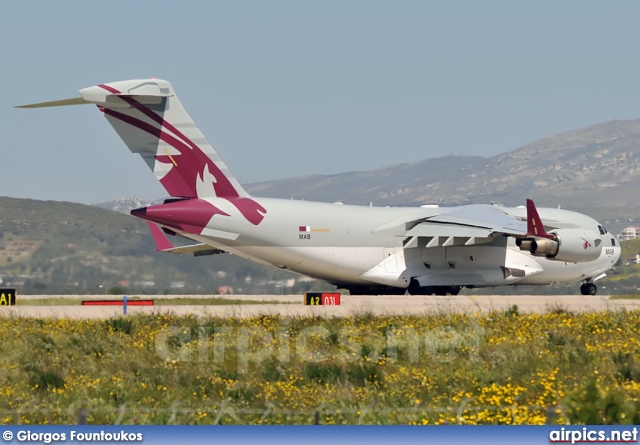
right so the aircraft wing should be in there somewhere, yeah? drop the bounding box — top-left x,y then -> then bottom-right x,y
423,205 -> 527,233
388,205 -> 528,248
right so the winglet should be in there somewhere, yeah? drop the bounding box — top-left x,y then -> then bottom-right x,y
526,199 -> 554,239
147,222 -> 174,251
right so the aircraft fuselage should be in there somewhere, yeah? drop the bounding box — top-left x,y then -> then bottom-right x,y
138,196 -> 621,291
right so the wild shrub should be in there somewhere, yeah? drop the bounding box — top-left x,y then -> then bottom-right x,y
105,318 -> 134,335
564,377 -> 640,424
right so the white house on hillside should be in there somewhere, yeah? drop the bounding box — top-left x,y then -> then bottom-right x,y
617,226 -> 640,241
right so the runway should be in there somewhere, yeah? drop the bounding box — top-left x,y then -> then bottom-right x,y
2,294 -> 640,318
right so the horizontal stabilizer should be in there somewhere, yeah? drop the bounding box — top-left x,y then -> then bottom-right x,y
16,94 -> 170,109
15,97 -> 88,108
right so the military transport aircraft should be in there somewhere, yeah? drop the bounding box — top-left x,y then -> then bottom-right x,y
18,79 -> 621,296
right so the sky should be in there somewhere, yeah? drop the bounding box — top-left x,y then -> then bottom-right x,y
3,1 -> 640,204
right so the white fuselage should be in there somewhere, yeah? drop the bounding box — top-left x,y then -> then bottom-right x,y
168,197 -> 621,290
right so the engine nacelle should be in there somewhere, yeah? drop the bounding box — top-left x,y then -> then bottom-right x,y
519,229 -> 601,263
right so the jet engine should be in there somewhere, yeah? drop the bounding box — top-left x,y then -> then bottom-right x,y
516,229 -> 601,263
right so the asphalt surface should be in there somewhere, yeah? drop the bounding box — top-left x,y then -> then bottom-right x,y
2,294 -> 640,318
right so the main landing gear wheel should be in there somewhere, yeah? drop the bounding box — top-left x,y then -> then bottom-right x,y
580,282 -> 597,296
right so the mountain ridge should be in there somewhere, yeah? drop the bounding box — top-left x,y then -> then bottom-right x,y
244,118 -> 640,209
95,118 -> 640,234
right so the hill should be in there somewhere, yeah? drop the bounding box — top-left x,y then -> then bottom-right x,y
0,197 -> 319,295
245,119 -> 640,234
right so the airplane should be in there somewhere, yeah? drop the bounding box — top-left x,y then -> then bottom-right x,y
17,79 -> 621,296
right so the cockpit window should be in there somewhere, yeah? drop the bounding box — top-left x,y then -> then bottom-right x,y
598,225 -> 606,235
612,238 -> 616,247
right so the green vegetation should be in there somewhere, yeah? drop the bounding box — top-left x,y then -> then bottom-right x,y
610,294 -> 640,300
0,197 -> 326,295
15,298 -> 81,306
16,297 -> 296,306
1,310 -> 640,425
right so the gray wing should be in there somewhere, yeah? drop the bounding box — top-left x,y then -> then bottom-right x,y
401,205 -> 527,248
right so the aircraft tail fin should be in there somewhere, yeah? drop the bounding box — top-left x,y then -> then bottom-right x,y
18,79 -> 268,225
18,79 -> 247,200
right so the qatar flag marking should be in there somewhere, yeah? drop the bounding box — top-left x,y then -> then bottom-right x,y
299,226 -> 330,233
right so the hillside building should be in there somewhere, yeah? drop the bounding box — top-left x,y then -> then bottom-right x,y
617,226 -> 640,241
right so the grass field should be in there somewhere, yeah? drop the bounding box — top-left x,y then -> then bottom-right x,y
1,308 -> 639,425
16,297 -> 295,306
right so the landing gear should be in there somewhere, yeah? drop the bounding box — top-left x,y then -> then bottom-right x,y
344,286 -> 406,296
580,282 -> 597,296
448,286 -> 461,296
344,286 -> 368,295
407,279 -> 461,296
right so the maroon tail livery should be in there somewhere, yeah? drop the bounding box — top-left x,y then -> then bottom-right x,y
91,80 -> 266,226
